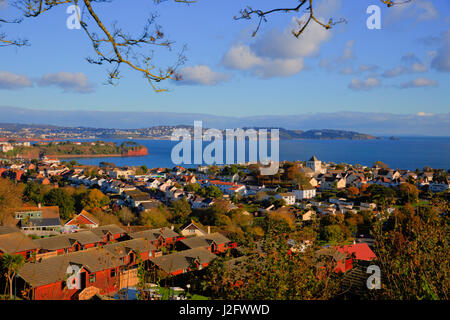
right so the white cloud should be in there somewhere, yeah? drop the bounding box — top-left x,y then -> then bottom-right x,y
348,77 -> 381,91
386,0 -> 438,24
416,112 -> 434,117
250,16 -> 332,60
222,14 -> 332,78
252,58 -> 305,79
37,72 -> 95,93
399,77 -> 438,89
416,1 -> 439,21
178,65 -> 230,86
431,30 -> 450,72
339,64 -> 378,75
222,45 -> 264,71
341,40 -> 355,60
383,53 -> 428,77
0,71 -> 33,90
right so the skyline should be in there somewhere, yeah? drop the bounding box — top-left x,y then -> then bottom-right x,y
0,0 -> 449,118
0,105 -> 449,136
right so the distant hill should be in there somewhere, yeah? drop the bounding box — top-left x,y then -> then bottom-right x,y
0,122 -> 377,140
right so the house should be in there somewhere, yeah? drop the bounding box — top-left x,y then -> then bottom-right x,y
146,178 -> 161,189
320,175 -> 347,190
150,247 -> 217,276
129,192 -> 154,208
302,210 -> 316,221
138,200 -> 162,212
130,227 -> 182,248
360,202 -> 377,211
0,142 -> 14,153
65,210 -> 100,230
292,187 -> 316,201
315,243 -> 377,273
108,167 -> 135,179
178,233 -> 235,253
15,206 -> 62,236
34,231 -> 103,258
299,167 -> 314,178
0,226 -> 39,260
103,238 -> 157,265
180,221 -> 208,237
17,247 -> 124,300
91,225 -> 127,243
275,192 -> 296,205
190,196 -> 214,209
205,180 -> 246,195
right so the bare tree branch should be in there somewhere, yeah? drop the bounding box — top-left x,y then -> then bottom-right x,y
236,0 -> 412,38
0,0 -> 413,90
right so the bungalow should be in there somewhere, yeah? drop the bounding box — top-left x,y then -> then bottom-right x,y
150,247 -> 217,276
34,231 -> 103,258
180,221 -> 208,237
130,227 -> 182,248
315,243 -> 377,273
179,233 -> 235,254
103,238 -> 157,265
65,210 -> 100,230
17,247 -> 124,300
0,226 -> 39,260
91,225 -> 127,243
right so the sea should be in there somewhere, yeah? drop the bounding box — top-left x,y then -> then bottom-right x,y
62,137 -> 450,171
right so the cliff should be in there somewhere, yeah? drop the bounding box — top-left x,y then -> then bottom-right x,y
121,147 -> 148,157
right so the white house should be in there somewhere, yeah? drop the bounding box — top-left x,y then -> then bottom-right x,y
292,188 -> 316,201
276,192 -> 296,205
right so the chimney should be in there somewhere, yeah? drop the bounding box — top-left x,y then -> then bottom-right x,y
207,226 -> 210,234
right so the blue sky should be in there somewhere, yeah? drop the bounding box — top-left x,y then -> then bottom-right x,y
0,0 -> 449,118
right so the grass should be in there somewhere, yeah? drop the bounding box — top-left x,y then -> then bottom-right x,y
156,287 -> 209,300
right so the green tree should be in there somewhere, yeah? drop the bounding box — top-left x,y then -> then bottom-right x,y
79,189 -> 110,211
398,183 -> 419,204
118,207 -> 135,225
184,183 -> 200,193
321,225 -> 345,245
200,218 -> 342,300
170,198 -> 191,224
371,205 -> 449,299
43,188 -> 75,220
1,253 -> 25,299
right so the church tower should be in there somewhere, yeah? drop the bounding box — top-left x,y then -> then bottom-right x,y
306,156 -> 322,173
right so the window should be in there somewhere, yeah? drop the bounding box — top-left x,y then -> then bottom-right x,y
110,269 -> 116,277
89,274 -> 96,283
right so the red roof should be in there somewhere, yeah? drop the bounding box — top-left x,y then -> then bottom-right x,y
334,243 -> 377,261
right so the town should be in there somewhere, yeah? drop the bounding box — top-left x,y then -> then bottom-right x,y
0,152 -> 448,300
